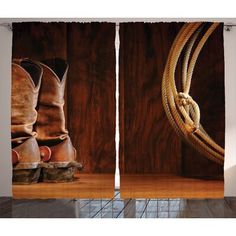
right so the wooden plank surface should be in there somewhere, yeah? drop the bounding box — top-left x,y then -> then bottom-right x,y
120,174 -> 224,199
13,174 -> 115,199
12,174 -> 223,199
67,23 -> 116,173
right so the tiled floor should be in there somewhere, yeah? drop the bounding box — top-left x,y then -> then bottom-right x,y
1,191 -> 236,218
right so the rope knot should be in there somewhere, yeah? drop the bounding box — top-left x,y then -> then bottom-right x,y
177,92 -> 193,106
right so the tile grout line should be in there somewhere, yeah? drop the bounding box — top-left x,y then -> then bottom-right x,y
91,192 -> 120,218
140,199 -> 150,218
71,199 -> 93,211
116,198 -> 132,218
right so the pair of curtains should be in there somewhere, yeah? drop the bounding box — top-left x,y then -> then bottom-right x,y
12,22 -> 225,198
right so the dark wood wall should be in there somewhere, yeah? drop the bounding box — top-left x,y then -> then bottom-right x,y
119,23 -> 183,174
13,22 -> 116,173
66,23 -> 116,173
13,22 -> 224,177
119,23 -> 224,177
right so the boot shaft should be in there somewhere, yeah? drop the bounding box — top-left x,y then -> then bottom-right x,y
11,59 -> 42,174
36,58 -> 69,142
11,59 -> 42,142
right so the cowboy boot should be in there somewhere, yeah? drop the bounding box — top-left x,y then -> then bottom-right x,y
36,58 -> 82,182
12,59 -> 42,184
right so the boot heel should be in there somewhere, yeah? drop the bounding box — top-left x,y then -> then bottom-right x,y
12,168 -> 41,185
42,167 -> 77,183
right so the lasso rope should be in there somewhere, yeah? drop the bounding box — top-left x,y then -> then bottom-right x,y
162,22 -> 224,165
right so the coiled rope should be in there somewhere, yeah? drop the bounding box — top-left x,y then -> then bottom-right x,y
162,22 -> 224,165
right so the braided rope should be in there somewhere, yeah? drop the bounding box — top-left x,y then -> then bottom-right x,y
162,22 -> 224,165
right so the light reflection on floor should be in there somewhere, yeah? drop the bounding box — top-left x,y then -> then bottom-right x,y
1,191 -> 236,218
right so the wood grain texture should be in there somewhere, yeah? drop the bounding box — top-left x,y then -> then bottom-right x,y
13,174 -> 115,199
120,175 -> 224,199
12,22 -> 67,60
12,174 -> 223,199
67,23 -> 116,173
119,23 -> 184,174
119,22 -> 224,178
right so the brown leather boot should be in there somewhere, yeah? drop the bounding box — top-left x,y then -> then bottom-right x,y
36,58 -> 82,182
12,59 -> 42,184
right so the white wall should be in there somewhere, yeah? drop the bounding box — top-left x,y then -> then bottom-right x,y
0,19 -> 236,197
224,25 -> 236,196
0,24 -> 12,196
